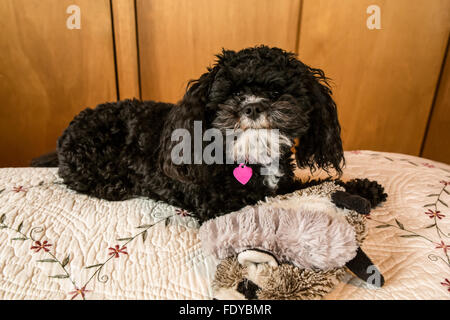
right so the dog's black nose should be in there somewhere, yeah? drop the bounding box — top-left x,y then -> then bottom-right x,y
244,102 -> 265,120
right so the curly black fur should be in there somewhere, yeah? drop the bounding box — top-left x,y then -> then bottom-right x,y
50,45 -> 385,223
335,178 -> 388,208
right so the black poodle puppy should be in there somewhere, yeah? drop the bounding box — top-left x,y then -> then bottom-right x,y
34,46 -> 386,223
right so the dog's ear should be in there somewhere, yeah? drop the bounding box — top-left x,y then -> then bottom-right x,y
158,67 -> 219,184
294,67 -> 344,175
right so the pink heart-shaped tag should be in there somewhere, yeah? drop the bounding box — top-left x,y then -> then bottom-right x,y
233,163 -> 252,185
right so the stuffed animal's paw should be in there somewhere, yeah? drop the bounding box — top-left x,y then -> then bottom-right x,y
331,191 -> 371,214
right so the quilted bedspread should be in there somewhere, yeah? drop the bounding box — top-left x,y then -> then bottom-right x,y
0,150 -> 449,300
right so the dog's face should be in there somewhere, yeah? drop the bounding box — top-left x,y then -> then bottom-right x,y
207,46 -> 343,171
210,78 -> 311,166
160,46 -> 344,183
212,88 -> 309,134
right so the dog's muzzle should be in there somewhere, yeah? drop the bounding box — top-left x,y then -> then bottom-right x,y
240,99 -> 270,130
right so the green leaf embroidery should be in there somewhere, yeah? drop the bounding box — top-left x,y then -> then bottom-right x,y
0,189 -> 4,194
438,199 -> 448,207
85,264 -> 103,269
425,223 -> 436,229
37,259 -> 58,263
38,181 -> 44,186
395,219 -> 404,230
426,194 -> 439,197
0,226 -> 6,229
0,214 -> 5,224
17,221 -> 23,232
62,255 -> 70,267
142,230 -> 147,242
49,275 -> 69,279
423,204 -> 435,207
117,237 -> 132,241
444,189 -> 449,195
12,237 -> 27,241
376,224 -> 391,228
137,225 -> 152,229
165,217 -> 171,227
399,234 -> 420,238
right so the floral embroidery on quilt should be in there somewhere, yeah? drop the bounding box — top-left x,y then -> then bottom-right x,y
352,151 -> 450,295
0,180 -> 195,299
1,156 -> 450,298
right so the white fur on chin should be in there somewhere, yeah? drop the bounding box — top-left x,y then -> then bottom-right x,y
228,129 -> 292,189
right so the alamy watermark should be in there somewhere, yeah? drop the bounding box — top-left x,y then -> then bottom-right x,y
170,121 -> 288,176
66,5 -> 81,30
342,264 -> 384,288
367,5 -> 381,30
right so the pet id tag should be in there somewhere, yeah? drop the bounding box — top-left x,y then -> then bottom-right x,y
233,163 -> 252,185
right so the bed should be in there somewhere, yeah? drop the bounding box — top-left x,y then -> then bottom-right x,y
0,150 -> 449,300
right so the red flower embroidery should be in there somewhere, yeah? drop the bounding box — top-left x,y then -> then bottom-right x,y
69,286 -> 90,300
425,209 -> 445,219
175,208 -> 191,217
13,186 -> 27,193
349,150 -> 362,155
435,241 -> 450,254
108,245 -> 128,258
422,163 -> 435,168
440,180 -> 450,186
30,240 -> 52,253
365,214 -> 372,220
441,279 -> 450,292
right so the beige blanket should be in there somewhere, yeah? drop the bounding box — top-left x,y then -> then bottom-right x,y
0,151 -> 449,299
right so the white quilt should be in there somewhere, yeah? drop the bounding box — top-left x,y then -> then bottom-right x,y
0,151 -> 449,300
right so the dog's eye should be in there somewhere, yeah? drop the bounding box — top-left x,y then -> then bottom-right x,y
270,91 -> 280,99
233,92 -> 244,101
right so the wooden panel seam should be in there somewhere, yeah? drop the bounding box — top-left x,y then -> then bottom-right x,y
420,34 -> 450,157
296,0 -> 450,155
110,0 -> 119,101
111,0 -> 140,100
294,0 -> 304,56
134,0 -> 142,100
0,0 -> 117,166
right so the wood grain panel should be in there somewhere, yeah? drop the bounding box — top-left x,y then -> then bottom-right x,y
0,0 -> 117,167
297,0 -> 450,155
111,0 -> 140,99
137,0 -> 301,103
422,39 -> 450,165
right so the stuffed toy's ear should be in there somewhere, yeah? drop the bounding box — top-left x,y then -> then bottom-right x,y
346,248 -> 385,287
294,67 -> 344,176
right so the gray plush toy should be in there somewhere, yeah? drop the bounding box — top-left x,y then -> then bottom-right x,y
199,181 -> 384,300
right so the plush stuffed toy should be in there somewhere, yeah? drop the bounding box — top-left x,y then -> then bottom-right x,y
199,181 -> 384,300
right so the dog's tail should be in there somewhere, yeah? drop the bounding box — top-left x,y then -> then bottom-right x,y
30,150 -> 58,167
